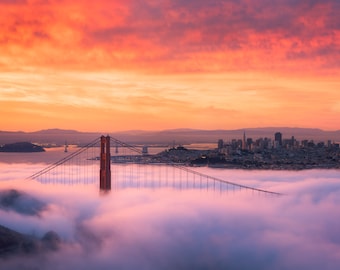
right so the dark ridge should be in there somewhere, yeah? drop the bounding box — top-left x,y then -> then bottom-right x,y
0,224 -> 61,257
0,189 -> 47,216
0,142 -> 45,152
0,127 -> 339,145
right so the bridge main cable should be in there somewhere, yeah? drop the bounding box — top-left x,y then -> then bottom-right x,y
28,137 -> 101,180
27,135 -> 283,195
109,136 -> 284,196
172,165 -> 283,196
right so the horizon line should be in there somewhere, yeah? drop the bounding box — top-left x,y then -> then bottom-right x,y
1,126 -> 340,134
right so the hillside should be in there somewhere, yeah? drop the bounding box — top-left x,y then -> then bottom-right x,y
0,128 -> 339,145
0,142 -> 45,152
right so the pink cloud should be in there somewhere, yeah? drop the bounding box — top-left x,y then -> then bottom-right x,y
0,0 -> 338,74
1,165 -> 340,269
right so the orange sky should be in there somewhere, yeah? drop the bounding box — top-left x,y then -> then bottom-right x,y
0,0 -> 339,132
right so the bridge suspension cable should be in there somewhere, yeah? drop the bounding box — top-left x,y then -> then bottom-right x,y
171,165 -> 282,196
28,137 -> 100,180
108,136 -> 283,196
27,135 -> 283,196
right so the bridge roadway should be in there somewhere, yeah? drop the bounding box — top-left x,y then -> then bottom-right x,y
28,136 -> 283,196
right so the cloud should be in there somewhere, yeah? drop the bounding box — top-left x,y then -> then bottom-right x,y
0,0 -> 26,4
0,0 -> 338,74
1,163 -> 340,269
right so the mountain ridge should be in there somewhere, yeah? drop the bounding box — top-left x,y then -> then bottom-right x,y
0,127 -> 339,145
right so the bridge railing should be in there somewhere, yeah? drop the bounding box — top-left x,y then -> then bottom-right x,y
27,136 -> 283,196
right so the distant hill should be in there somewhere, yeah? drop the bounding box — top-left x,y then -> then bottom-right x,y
0,128 -> 339,145
0,142 -> 45,152
0,129 -> 100,146
0,189 -> 60,256
111,127 -> 340,144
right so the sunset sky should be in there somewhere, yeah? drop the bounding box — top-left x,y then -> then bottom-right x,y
0,0 -> 339,132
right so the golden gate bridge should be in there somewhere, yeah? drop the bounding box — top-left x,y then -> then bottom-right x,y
28,136 -> 283,196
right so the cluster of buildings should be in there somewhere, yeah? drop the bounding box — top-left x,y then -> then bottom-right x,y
151,130 -> 339,169
111,131 -> 340,170
217,132 -> 339,154
212,131 -> 340,169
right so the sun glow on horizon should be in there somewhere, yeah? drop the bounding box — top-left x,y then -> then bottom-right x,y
0,0 -> 339,132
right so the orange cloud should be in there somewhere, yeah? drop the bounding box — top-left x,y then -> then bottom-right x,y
0,1 -> 339,132
0,0 -> 338,74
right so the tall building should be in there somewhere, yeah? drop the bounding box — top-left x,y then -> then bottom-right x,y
247,138 -> 253,150
274,132 -> 282,146
242,131 -> 247,150
291,136 -> 296,148
217,139 -> 224,150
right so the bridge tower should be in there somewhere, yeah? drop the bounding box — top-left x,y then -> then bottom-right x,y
100,135 -> 111,190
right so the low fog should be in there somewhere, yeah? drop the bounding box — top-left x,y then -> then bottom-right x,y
1,163 -> 340,270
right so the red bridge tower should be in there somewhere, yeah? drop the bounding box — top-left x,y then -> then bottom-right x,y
100,135 -> 111,190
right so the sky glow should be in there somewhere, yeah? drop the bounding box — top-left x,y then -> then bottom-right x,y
0,0 -> 339,132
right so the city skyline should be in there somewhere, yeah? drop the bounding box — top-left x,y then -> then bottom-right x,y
1,0 -> 339,132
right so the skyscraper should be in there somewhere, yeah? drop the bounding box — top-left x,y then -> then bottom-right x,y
242,131 -> 247,150
218,139 -> 224,150
274,132 -> 282,146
